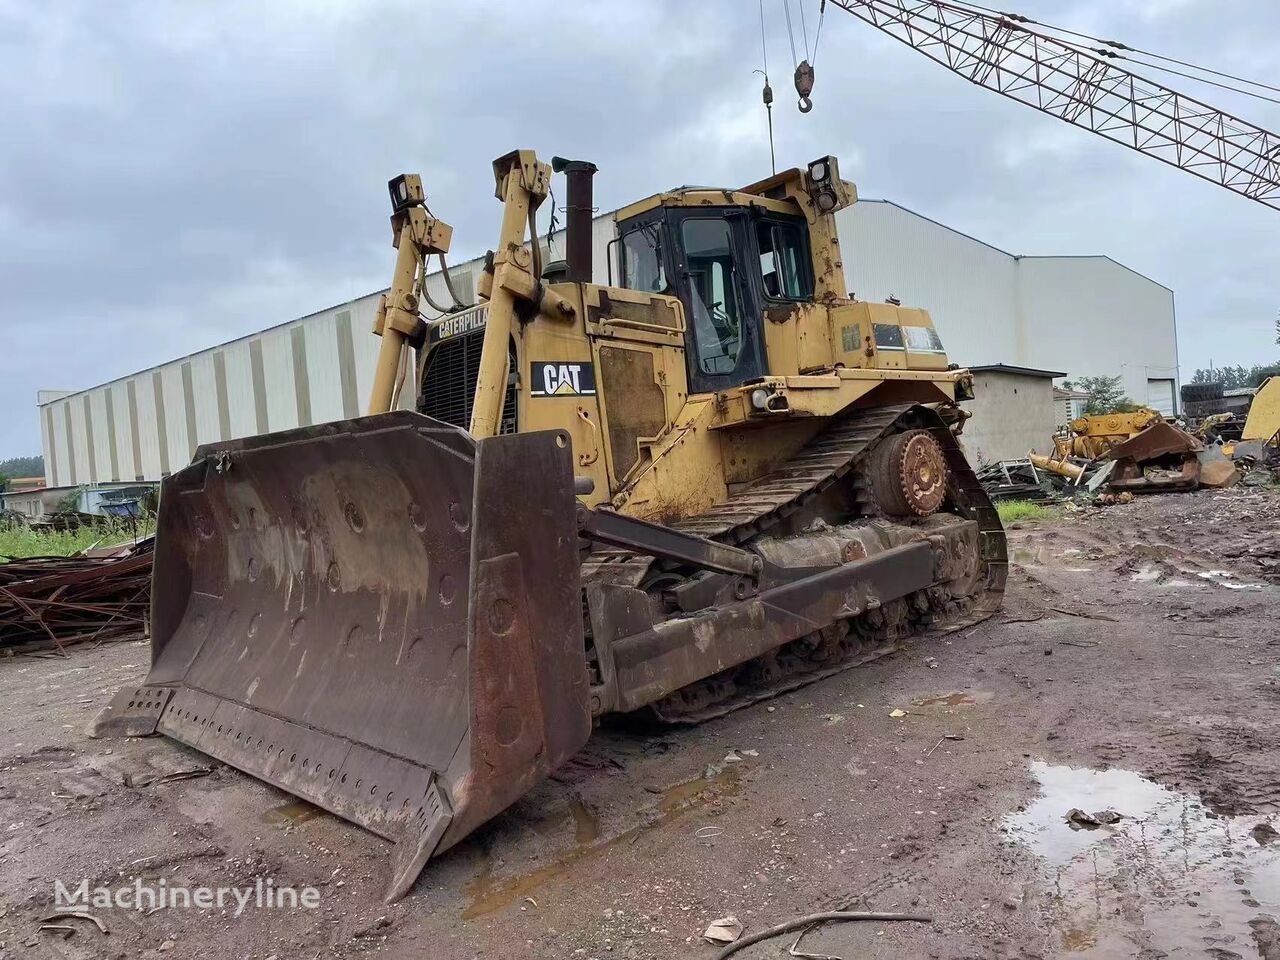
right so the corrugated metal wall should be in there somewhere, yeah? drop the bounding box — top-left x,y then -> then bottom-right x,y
38,201 -> 1176,485
1014,255 -> 1178,408
839,201 -> 1020,366
39,291 -> 386,486
38,215 -> 617,486
838,202 -> 1177,403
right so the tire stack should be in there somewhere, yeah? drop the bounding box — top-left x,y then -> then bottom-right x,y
1182,381 -> 1228,418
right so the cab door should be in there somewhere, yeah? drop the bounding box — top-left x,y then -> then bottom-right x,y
670,211 -> 767,395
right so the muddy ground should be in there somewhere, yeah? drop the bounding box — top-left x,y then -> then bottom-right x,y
2,487 -> 1279,959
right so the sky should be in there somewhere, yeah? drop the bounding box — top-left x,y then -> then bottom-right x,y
2,0 -> 1278,458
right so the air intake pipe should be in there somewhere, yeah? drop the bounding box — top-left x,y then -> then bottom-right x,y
551,157 -> 598,283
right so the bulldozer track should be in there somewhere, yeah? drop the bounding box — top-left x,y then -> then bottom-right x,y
582,403 -> 1008,722
582,405 -> 907,586
583,404 -> 1005,586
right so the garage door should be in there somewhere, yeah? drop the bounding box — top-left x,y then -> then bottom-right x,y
1146,378 -> 1176,416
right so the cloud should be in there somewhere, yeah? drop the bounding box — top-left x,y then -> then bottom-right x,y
1,0 -> 1277,456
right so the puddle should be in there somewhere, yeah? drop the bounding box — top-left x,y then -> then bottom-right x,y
1197,569 -> 1264,591
1013,546 -> 1057,566
1130,563 -> 1163,583
913,690 -> 993,708
566,794 -> 601,845
1013,545 -> 1093,573
462,765 -> 743,919
261,799 -> 324,825
1129,562 -> 1193,588
1131,562 -> 1264,592
1005,761 -> 1280,956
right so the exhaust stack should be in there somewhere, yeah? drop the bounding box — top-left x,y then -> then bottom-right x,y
552,157 -> 597,283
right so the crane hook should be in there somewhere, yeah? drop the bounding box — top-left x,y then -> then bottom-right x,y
794,60 -> 815,113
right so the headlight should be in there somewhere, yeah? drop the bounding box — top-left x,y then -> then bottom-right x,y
751,388 -> 771,410
387,173 -> 424,213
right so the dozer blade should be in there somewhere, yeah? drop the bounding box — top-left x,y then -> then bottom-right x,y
93,412 -> 591,900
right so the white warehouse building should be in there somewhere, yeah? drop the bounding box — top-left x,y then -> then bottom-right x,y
37,197 -> 1177,487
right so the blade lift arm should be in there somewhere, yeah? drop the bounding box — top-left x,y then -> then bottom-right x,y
369,175 -> 453,415
369,151 -> 578,434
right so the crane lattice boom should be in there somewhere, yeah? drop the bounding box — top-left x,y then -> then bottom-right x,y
830,0 -> 1280,210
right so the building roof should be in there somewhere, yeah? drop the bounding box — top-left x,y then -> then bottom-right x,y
1053,387 -> 1092,400
1,487 -> 47,500
41,195 -> 1173,409
969,364 -> 1067,379
856,199 -> 1172,293
4,481 -> 149,496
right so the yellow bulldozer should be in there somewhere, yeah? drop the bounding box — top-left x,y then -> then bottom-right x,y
1052,408 -> 1163,460
94,150 -> 1006,900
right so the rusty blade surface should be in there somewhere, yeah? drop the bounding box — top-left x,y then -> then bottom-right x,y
94,412 -> 591,900
1103,420 -> 1203,462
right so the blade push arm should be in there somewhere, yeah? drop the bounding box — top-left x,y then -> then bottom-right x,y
471,150 -> 579,438
370,152 -> 576,435
469,151 -> 550,438
369,174 -> 454,415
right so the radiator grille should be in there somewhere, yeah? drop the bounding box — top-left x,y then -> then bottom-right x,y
417,330 -> 517,434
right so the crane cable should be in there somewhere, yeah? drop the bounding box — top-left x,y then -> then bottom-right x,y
847,0 -> 1280,139
939,0 -> 1280,105
961,0 -> 1280,95
783,0 -> 799,66
757,0 -> 777,174
784,0 -> 821,112
812,0 -> 826,69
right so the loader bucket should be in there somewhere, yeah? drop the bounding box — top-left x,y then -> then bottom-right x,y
93,412 -> 591,900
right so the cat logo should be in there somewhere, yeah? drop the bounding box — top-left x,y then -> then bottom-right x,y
530,361 -> 597,397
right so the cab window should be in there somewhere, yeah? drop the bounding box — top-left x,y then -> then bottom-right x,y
620,223 -> 667,293
756,219 -> 810,300
681,218 -> 744,375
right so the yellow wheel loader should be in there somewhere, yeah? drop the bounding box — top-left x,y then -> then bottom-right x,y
95,150 -> 1006,900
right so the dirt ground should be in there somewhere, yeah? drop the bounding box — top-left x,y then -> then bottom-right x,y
2,486 -> 1279,960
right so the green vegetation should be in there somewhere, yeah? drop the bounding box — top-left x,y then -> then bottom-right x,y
0,455 -> 44,478
996,500 -> 1059,524
1191,361 -> 1280,389
0,518 -> 155,560
55,487 -> 84,513
1061,374 -> 1137,414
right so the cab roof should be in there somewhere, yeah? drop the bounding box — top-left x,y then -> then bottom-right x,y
615,185 -> 803,223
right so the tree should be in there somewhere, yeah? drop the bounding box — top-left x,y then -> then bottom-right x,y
1190,361 -> 1280,389
0,455 -> 44,478
1071,374 -> 1137,415
55,487 -> 83,514
1253,361 -> 1280,385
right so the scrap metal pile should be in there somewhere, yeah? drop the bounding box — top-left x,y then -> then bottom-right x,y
0,539 -> 153,654
978,406 -> 1280,504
